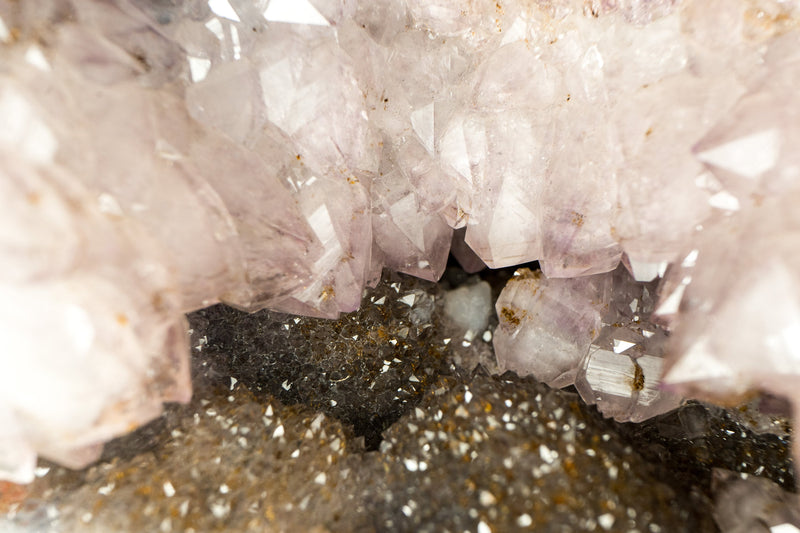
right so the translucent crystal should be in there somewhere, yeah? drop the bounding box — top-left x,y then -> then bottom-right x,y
712,469 -> 800,533
657,40 -> 800,421
495,264 -> 680,422
493,269 -> 610,388
575,267 -> 681,422
443,281 -> 492,335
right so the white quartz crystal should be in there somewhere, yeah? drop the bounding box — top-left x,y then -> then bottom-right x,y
3,0 -> 800,481
494,269 -> 610,388
573,267 -> 682,422
495,265 -> 681,422
443,281 -> 493,334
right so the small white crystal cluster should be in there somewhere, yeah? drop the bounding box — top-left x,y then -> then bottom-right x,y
495,265 -> 682,422
2,0 -> 800,481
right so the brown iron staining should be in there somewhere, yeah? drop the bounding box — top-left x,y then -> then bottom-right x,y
500,306 -> 521,327
631,361 -> 645,392
319,285 -> 336,301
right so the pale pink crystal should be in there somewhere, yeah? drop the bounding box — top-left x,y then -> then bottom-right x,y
0,148 -> 190,482
493,269 -> 610,388
494,264 -> 680,422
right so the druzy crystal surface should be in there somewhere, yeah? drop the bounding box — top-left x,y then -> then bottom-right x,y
2,0 -> 800,517
5,275 -> 793,531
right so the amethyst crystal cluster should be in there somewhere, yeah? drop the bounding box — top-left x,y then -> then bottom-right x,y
1,0 -> 799,485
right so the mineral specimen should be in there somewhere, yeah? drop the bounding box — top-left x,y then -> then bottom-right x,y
494,264 -> 681,422
2,0 -> 800,509
4,350 -> 719,532
2,274 -> 794,531
712,470 -> 800,533
188,271 -> 452,450
574,265 -> 682,423
493,268 -> 610,388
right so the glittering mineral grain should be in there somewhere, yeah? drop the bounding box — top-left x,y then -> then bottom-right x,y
374,370 -> 716,532
4,371 -> 717,532
5,273 -> 794,531
187,272 -> 452,449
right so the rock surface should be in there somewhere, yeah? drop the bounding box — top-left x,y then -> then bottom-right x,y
3,274 -> 794,532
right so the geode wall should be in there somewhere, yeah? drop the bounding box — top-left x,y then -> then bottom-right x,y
2,0 -> 800,486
